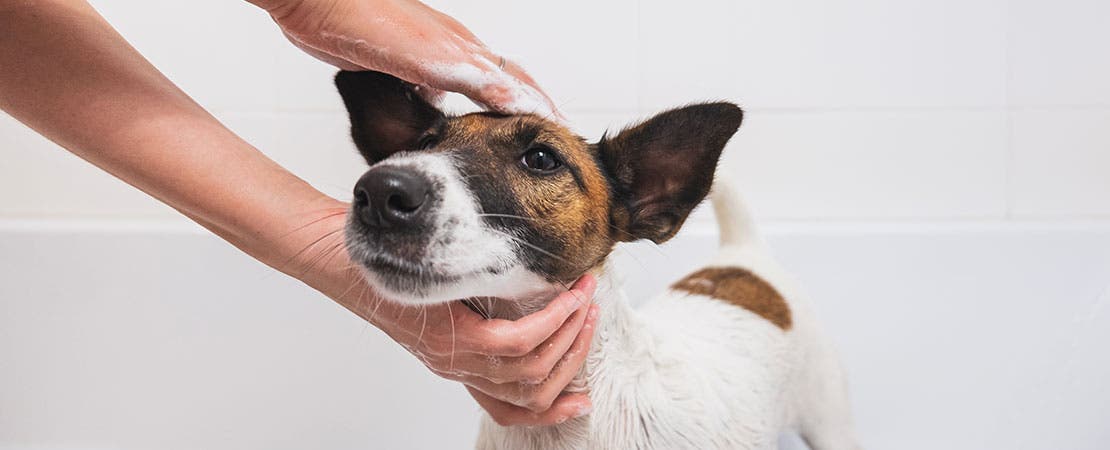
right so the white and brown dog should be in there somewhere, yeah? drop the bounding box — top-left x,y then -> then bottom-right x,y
335,71 -> 860,450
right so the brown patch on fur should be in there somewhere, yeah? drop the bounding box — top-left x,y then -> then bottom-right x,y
671,267 -> 792,330
335,70 -> 742,285
436,113 -> 617,283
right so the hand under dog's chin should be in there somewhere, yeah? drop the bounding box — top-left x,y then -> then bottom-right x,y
358,262 -> 564,307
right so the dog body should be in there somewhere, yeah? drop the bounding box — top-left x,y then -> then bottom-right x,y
474,182 -> 857,450
334,71 -> 859,450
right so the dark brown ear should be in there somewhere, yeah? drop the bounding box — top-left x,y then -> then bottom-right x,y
599,102 -> 743,243
335,70 -> 445,164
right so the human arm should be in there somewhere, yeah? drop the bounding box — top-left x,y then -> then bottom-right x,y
246,0 -> 562,118
0,0 -> 590,425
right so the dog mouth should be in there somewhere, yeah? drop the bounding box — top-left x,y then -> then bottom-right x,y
348,239 -> 514,298
360,253 -> 463,285
345,217 -> 567,310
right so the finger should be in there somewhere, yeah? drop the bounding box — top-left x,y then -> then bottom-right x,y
470,63 -> 560,119
466,387 -> 592,427
458,303 -> 599,411
426,299 -> 590,384
422,47 -> 560,119
498,59 -> 565,121
413,84 -> 447,106
458,274 -> 596,356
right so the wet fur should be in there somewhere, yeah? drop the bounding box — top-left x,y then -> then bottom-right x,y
335,71 -> 860,449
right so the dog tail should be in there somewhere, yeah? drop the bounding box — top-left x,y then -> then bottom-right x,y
711,176 -> 760,249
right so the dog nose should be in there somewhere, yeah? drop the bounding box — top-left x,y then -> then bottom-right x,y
353,166 -> 431,228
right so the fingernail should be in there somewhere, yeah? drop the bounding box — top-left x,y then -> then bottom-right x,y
587,305 -> 599,321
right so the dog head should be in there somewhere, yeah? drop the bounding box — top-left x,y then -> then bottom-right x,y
336,71 -> 742,308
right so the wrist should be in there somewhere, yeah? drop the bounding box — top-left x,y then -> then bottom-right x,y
251,191 -> 349,268
280,201 -> 379,313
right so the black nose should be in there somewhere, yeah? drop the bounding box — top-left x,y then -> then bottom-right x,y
353,166 -> 431,228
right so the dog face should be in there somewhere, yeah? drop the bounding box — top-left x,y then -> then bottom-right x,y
336,71 -> 742,307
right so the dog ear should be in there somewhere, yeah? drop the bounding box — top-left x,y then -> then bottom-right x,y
335,70 -> 446,164
598,102 -> 743,244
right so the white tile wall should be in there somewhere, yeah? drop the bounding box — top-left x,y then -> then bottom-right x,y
1010,109 -> 1110,217
1,0 -> 1108,221
640,0 -> 1008,110
90,0 -> 284,112
428,0 -> 641,113
5,227 -> 1110,449
2,2 -> 1109,449
725,110 -> 1008,220
1008,0 -> 1110,107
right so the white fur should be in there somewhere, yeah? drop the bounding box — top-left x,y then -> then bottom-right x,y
351,165 -> 860,449
474,179 -> 861,450
349,152 -> 564,306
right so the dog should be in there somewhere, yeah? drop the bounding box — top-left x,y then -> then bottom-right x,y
335,70 -> 860,450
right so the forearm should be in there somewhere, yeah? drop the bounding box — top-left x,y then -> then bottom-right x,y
1,0 -> 597,425
0,0 -> 348,294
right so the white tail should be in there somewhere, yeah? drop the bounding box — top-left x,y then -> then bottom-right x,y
710,177 -> 759,248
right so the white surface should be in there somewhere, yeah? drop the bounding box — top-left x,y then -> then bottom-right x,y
1010,110 -> 1110,217
638,0 -> 1007,110
1008,0 -> 1110,106
1,0 -> 1108,221
1,0 -> 1109,447
725,111 -> 1007,220
2,225 -> 1109,449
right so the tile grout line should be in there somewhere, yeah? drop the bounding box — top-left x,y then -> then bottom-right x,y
1003,0 -> 1016,221
3,217 -> 1110,235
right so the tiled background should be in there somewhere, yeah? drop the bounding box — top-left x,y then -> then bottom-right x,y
4,228 -> 1110,450
2,0 -> 1107,224
2,2 -> 1110,449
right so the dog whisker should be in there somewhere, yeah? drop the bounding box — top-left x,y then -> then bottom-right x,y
446,301 -> 457,371
282,227 -> 345,275
296,237 -> 348,279
277,209 -> 348,239
334,265 -> 367,304
477,213 -> 540,222
416,304 -> 429,350
367,294 -> 385,325
486,228 -> 570,264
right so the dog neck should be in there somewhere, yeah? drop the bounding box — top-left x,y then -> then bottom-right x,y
475,263 -> 643,354
571,264 -> 650,388
480,260 -> 652,445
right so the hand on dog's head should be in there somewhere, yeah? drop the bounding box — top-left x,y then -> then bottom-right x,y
336,70 -> 742,309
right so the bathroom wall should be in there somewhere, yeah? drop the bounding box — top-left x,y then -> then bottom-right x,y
3,0 -> 1109,224
2,0 -> 1108,448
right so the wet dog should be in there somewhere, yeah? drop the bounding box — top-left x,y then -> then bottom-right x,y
336,70 -> 860,450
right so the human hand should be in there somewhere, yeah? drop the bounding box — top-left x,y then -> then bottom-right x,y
372,276 -> 599,426
248,0 -> 562,118
287,203 -> 597,426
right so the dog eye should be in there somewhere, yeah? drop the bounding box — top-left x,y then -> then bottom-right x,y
416,133 -> 439,150
521,147 -> 563,173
